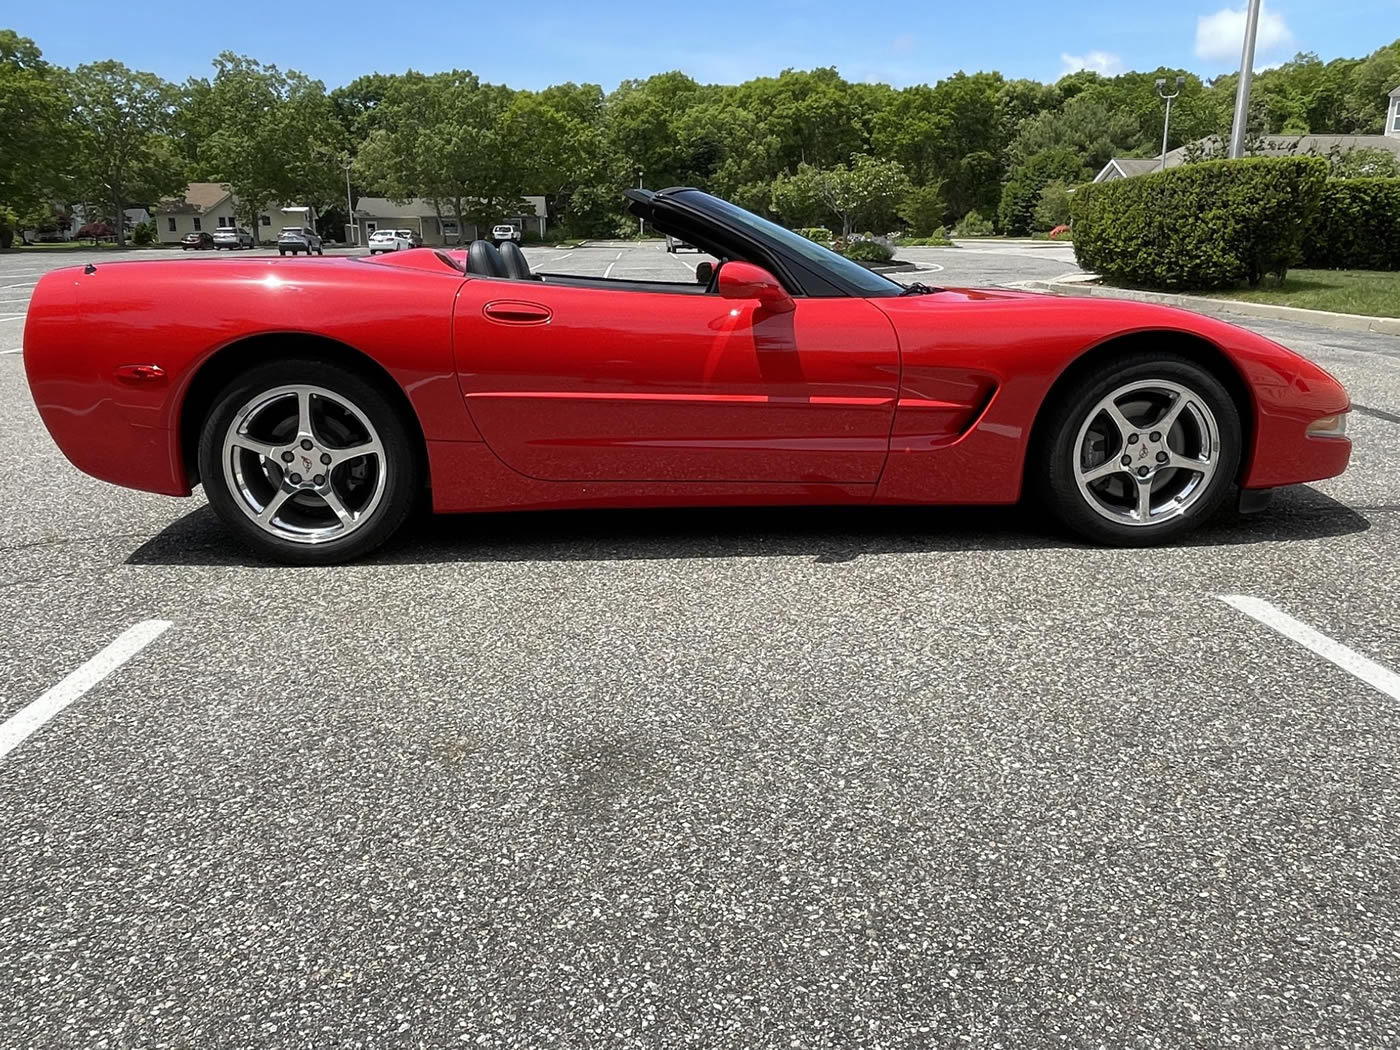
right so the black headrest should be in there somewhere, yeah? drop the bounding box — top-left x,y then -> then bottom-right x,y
466,239 -> 505,278
498,240 -> 532,280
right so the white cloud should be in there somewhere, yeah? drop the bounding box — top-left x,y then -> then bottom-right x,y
1060,50 -> 1124,76
1195,3 -> 1295,63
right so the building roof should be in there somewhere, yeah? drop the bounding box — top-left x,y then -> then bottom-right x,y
154,181 -> 233,215
1097,132 -> 1400,183
1390,84 -> 1400,99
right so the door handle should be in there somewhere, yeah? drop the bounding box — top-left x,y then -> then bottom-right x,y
483,300 -> 551,325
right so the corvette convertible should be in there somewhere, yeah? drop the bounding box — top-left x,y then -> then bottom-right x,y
24,188 -> 1350,564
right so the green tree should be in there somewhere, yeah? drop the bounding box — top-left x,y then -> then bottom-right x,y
772,154 -> 910,236
184,54 -> 344,235
897,182 -> 946,235
999,148 -> 1087,235
67,61 -> 184,247
0,31 -> 68,247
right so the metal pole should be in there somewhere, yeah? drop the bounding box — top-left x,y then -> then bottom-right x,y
1161,95 -> 1173,170
637,170 -> 644,237
1228,0 -> 1263,159
344,165 -> 356,246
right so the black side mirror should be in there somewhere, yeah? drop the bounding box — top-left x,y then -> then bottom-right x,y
696,261 -> 714,286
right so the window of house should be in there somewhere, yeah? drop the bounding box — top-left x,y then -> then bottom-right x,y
441,220 -> 459,238
167,218 -> 177,232
261,215 -> 271,226
1392,100 -> 1400,131
218,216 -> 233,228
192,217 -> 202,231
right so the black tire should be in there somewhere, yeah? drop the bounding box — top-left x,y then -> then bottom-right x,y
1034,352 -> 1242,546
316,246 -> 324,256
278,250 -> 286,256
197,357 -> 423,565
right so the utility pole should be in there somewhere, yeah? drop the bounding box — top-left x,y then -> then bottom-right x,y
1156,76 -> 1185,170
344,163 -> 357,246
1228,0 -> 1262,158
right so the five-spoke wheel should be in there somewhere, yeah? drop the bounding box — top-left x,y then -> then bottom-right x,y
1038,353 -> 1241,546
199,359 -> 421,564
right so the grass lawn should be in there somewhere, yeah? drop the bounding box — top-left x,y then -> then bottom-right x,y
1205,269 -> 1400,318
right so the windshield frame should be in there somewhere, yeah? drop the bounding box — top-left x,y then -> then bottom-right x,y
656,189 -> 903,299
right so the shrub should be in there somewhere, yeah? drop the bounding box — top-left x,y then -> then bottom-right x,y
1302,178 -> 1400,270
837,238 -> 894,262
999,148 -> 1085,235
1071,156 -> 1328,289
953,210 -> 994,236
132,220 -> 156,246
1033,181 -> 1074,232
899,227 -> 953,247
796,226 -> 833,243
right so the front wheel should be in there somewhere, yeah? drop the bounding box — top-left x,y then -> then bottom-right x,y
197,359 -> 423,564
1035,353 -> 1242,546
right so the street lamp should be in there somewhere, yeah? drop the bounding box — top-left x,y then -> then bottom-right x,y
1155,75 -> 1186,171
1228,0 -> 1263,158
343,162 -> 357,247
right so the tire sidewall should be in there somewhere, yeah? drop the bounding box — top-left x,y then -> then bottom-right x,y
1040,355 -> 1243,546
197,358 -> 421,564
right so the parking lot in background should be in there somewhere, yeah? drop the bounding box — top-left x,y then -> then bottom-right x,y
1,240 -> 1398,1047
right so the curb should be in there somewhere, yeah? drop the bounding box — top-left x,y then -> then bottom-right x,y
1011,279 -> 1400,336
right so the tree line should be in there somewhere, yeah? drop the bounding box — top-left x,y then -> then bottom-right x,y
2,26 -> 1398,248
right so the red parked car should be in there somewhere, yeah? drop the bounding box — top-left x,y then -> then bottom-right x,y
180,231 -> 214,250
22,188 -> 1350,564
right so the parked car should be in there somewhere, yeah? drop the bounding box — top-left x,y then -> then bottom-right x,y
180,231 -> 214,250
367,229 -> 421,254
212,227 -> 255,250
666,233 -> 697,253
277,227 -> 323,256
491,224 -> 522,245
21,185 -> 1354,565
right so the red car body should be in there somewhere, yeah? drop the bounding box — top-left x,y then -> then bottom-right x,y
23,248 -> 1350,518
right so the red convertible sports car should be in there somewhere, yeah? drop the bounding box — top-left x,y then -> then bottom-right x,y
24,188 -> 1350,564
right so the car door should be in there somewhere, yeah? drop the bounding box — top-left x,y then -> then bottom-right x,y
452,279 -> 900,484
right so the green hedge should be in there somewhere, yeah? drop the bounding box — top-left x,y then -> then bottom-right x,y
796,226 -> 833,243
1071,156 -> 1329,290
1302,178 -> 1400,270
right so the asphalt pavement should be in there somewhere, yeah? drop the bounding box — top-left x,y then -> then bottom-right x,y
1,241 -> 1398,1049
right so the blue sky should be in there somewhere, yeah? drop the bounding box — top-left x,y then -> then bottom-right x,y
9,0 -> 1397,89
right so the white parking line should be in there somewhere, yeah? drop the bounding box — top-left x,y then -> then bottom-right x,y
1219,595 -> 1400,701
1,347 -> 21,355
0,620 -> 172,762
604,262 -> 617,278
0,314 -> 25,322
615,251 -> 624,260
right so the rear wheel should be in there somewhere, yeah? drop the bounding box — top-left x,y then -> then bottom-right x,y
1036,353 -> 1241,546
197,359 -> 422,565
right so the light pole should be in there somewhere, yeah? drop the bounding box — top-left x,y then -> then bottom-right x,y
637,169 -> 644,237
343,162 -> 357,246
1155,75 -> 1185,171
1228,0 -> 1263,158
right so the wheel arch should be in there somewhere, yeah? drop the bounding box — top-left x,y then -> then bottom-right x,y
177,331 -> 429,487
1025,328 -> 1254,489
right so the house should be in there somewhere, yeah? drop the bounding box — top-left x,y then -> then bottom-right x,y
153,183 -> 294,244
1094,84 -> 1400,183
352,195 -> 548,246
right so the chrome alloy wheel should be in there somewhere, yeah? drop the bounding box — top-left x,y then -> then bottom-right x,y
1072,379 -> 1221,527
220,384 -> 388,545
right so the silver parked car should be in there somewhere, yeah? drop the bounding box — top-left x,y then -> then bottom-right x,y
277,226 -> 323,256
212,227 -> 255,250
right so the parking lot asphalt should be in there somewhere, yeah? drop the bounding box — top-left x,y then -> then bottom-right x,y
1,241 -> 1398,1048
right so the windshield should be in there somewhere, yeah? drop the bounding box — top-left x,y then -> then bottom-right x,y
686,193 -> 901,297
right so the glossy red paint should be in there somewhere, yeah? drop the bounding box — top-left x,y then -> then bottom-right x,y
23,252 -> 1351,517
